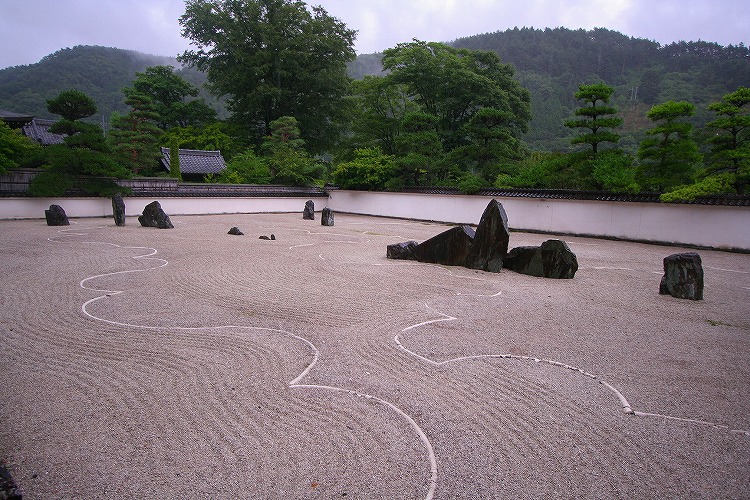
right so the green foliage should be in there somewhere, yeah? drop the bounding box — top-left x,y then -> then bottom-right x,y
179,0 -> 356,152
46,89 -> 97,121
169,140 -> 182,181
705,86 -> 750,193
0,120 -> 43,173
591,150 -> 640,193
458,173 -> 488,194
261,116 -> 325,186
638,100 -> 701,191
564,83 -> 622,154
127,65 -> 217,129
160,123 -> 235,155
109,92 -> 163,175
659,174 -> 735,202
330,147 -> 396,190
219,150 -> 271,184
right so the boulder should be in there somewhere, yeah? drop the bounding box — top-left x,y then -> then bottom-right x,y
504,239 -> 578,279
138,201 -> 174,229
387,241 -> 419,260
259,235 -> 270,240
303,200 -> 315,220
465,199 -> 510,272
228,227 -> 244,235
271,234 -> 276,240
112,193 -> 126,226
413,225 -> 476,266
321,207 -> 334,226
45,204 -> 69,226
659,252 -> 704,300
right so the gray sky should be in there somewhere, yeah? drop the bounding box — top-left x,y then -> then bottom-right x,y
1,0 -> 748,70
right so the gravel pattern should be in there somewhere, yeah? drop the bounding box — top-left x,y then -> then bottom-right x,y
0,213 -> 748,498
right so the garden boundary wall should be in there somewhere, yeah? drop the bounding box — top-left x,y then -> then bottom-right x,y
0,190 -> 748,250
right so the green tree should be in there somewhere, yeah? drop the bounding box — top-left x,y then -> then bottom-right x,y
160,123 -> 236,155
29,90 -> 129,196
331,147 -> 396,190
638,100 -> 701,191
109,91 -> 164,175
262,116 -> 325,186
179,0 -> 356,151
705,86 -> 750,193
169,140 -> 182,180
381,40 -> 531,152
564,83 -> 622,154
218,149 -> 272,184
127,65 -> 217,129
46,89 -> 97,121
393,111 -> 443,186
0,120 -> 43,174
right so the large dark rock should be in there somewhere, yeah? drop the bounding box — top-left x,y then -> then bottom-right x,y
303,200 -> 315,220
387,241 -> 419,260
465,199 -> 510,272
112,193 -> 126,226
138,201 -> 174,229
228,226 -> 244,235
504,239 -> 578,279
321,207 -> 334,226
660,252 -> 704,300
45,204 -> 69,226
0,464 -> 21,500
413,225 -> 476,266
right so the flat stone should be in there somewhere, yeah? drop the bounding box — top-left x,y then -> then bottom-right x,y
321,207 -> 334,226
303,200 -> 315,220
660,252 -> 704,300
465,199 -> 510,272
45,204 -> 69,226
228,226 -> 244,235
112,193 -> 125,226
413,225 -> 476,266
387,241 -> 419,260
138,201 -> 174,229
259,235 -> 270,240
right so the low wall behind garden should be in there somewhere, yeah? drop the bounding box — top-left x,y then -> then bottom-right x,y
1,189 -> 748,250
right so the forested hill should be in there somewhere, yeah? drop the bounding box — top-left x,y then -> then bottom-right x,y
1,28 -> 748,152
354,27 -> 750,151
0,45 -> 220,125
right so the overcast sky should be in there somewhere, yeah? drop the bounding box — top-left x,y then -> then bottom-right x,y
1,0 -> 748,70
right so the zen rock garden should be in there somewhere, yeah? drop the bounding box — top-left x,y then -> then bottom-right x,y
43,198 -> 704,299
387,199 -> 579,280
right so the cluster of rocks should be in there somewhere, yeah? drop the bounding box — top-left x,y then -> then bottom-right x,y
302,200 -> 335,226
387,199 -> 579,279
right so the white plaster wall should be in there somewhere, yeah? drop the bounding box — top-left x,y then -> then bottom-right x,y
327,190 -> 750,250
2,192 -> 748,250
0,196 -> 327,219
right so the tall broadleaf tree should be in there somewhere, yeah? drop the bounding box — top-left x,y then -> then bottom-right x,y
179,0 -> 356,152
564,83 -> 622,154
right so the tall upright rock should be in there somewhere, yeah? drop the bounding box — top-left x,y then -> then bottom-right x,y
465,199 -> 510,272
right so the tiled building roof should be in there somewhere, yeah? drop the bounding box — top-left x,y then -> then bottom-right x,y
161,147 -> 227,175
0,109 -> 33,128
22,118 -> 66,145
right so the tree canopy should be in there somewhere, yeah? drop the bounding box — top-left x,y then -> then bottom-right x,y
179,0 -> 356,152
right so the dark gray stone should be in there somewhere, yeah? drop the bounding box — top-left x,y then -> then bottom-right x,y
259,235 -> 270,240
321,207 -> 334,226
303,200 -> 315,220
413,225 -> 476,266
465,199 -> 510,272
271,234 -> 276,240
45,204 -> 69,226
504,239 -> 578,279
0,464 -> 21,500
228,226 -> 244,235
387,241 -> 419,260
112,193 -> 125,226
138,201 -> 174,229
660,252 -> 704,300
